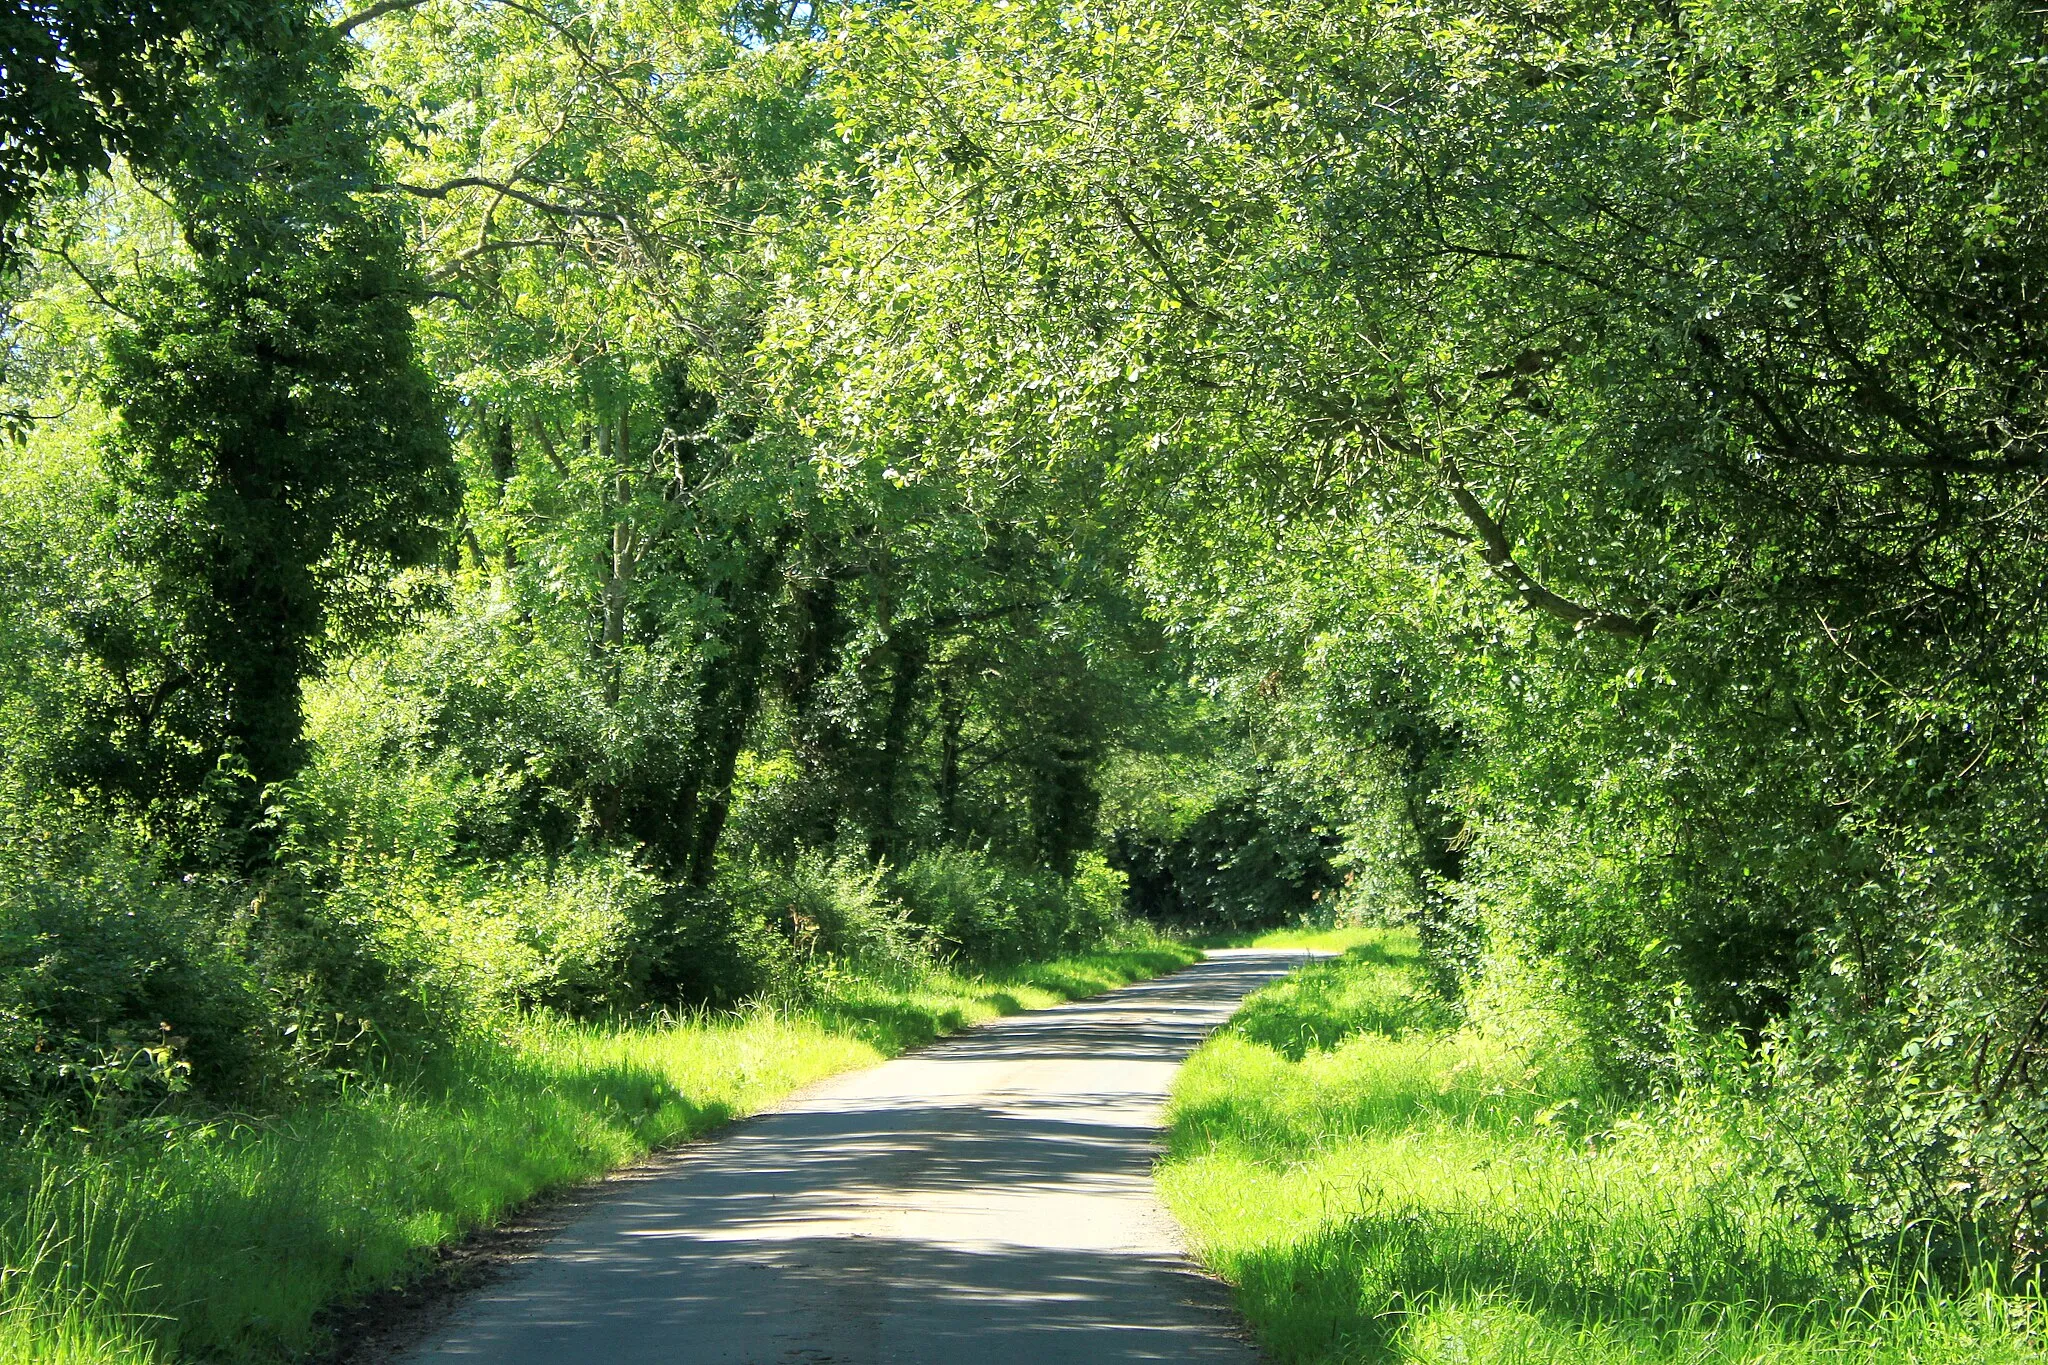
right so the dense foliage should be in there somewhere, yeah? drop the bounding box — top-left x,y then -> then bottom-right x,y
806,0 -> 2048,1271
6,0 -> 2048,1333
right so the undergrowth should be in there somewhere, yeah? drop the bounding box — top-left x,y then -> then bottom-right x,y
0,939 -> 1195,1363
1157,927 -> 2045,1364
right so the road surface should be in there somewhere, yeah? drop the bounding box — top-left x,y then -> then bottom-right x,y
399,948 -> 1310,1364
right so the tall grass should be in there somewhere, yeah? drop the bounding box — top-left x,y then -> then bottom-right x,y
0,940 -> 1196,1363
0,1167 -> 160,1364
1157,929 -> 2045,1364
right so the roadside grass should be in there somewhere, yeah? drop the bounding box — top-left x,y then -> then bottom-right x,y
1157,929 -> 2044,1364
1195,922 -> 1395,954
0,938 -> 1197,1364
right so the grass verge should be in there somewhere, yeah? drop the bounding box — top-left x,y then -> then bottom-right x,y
1195,923 -> 1397,954
0,939 -> 1197,1363
1157,928 -> 2043,1364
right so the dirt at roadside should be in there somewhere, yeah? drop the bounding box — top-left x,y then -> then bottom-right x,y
313,1128 -> 755,1363
312,1177 -> 589,1363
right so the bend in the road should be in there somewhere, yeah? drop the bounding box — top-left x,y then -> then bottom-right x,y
399,947 -> 1316,1364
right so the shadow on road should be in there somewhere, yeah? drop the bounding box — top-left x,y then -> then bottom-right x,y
406,950 -> 1311,1365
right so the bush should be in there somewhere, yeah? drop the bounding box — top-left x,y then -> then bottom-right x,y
894,848 -> 1126,966
717,851 -> 930,981
237,867 -> 434,1079
286,682 -> 672,1020
353,851 -> 668,1020
0,848 -> 267,1117
1068,851 -> 1130,945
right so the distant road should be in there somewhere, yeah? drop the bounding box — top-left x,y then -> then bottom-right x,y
397,948 -> 1312,1364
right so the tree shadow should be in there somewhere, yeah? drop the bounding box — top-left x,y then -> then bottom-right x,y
419,1233 -> 1252,1363
1221,1203 -> 1840,1363
398,952 -> 1312,1363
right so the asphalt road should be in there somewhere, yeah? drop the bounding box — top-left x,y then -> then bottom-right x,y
397,948 -> 1311,1364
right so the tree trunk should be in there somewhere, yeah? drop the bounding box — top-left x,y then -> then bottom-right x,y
866,628 -> 926,866
936,664 -> 965,841
685,547 -> 783,888
490,416 -> 518,570
601,413 -> 635,708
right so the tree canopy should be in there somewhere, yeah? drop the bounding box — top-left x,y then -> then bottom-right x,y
7,0 -> 2048,1275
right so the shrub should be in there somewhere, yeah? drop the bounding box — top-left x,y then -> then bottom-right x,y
235,867 -> 433,1079
369,852 -> 668,1019
286,682 -> 671,1020
1067,851 -> 1129,946
717,852 -> 929,980
0,848 -> 267,1117
894,848 -> 1127,966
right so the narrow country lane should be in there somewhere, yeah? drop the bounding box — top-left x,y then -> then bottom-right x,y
396,949 -> 1311,1364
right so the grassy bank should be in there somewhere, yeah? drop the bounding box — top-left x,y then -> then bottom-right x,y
1195,924 -> 1396,954
0,940 -> 1196,1364
1157,929 -> 2042,1364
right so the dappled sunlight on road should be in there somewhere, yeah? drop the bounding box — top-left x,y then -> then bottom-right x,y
404,951 -> 1313,1364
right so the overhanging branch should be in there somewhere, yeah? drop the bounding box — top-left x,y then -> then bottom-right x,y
392,177 -> 621,222
427,235 -> 578,278
336,0 -> 429,36
1440,455 -> 1654,639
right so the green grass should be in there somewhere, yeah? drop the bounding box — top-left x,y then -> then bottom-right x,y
1196,922 -> 1399,954
0,939 -> 1198,1363
1157,929 -> 2045,1364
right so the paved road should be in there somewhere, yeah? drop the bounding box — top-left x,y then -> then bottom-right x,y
399,948 -> 1311,1364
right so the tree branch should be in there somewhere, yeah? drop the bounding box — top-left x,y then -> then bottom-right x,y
391,177 -> 619,221
336,0 -> 430,36
1439,455 -> 1655,639
427,235 -> 577,278
39,243 -> 137,321
1104,192 -> 1230,326
525,415 -> 573,478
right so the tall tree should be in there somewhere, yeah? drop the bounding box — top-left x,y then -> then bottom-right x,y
47,16 -> 460,862
807,0 -> 2048,1253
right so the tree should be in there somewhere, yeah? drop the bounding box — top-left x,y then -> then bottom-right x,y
811,0 -> 2048,1255
41,19 -> 461,863
85,213 -> 454,861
